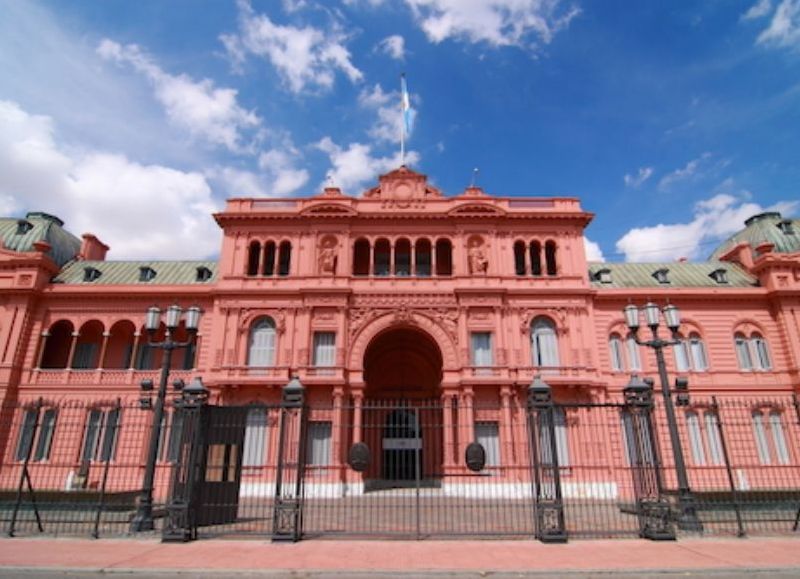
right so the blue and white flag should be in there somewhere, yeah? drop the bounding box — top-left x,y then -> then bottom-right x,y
401,73 -> 414,136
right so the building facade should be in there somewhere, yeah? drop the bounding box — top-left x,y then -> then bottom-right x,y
1,166 -> 799,537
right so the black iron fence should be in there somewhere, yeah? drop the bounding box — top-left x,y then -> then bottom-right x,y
1,385 -> 799,542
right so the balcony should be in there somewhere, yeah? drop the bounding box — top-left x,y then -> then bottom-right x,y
26,368 -> 196,387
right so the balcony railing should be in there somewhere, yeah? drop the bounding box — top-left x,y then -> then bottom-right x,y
27,368 -> 196,387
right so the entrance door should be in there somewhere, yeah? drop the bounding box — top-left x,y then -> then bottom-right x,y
382,409 -> 421,482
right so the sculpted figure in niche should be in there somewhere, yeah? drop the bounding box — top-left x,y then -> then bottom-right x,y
318,237 -> 338,275
468,237 -> 489,274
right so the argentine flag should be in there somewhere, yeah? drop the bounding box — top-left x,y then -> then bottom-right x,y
401,74 -> 415,137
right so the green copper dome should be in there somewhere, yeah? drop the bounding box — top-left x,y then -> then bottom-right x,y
709,212 -> 800,260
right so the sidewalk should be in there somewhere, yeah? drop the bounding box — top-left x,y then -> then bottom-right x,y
0,537 -> 800,576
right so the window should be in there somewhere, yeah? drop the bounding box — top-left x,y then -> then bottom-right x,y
752,335 -> 772,370
736,332 -> 773,371
673,338 -> 690,372
735,333 -> 753,370
752,409 -> 790,465
513,241 -> 526,276
673,333 -> 707,372
609,334 -> 624,372
435,239 -> 453,276
83,267 -> 102,282
195,266 -> 213,282
652,268 -> 670,284
689,334 -> 708,371
307,422 -> 332,466
81,408 -> 121,462
352,239 -> 370,276
475,422 -> 500,467
278,241 -> 291,276
685,411 -> 722,466
532,317 -> 559,368
72,342 -> 98,369
544,241 -> 557,276
626,335 -> 642,371
163,411 -> 184,463
538,408 -> 570,467
395,238 -> 411,276
621,411 -> 656,467
262,241 -> 276,276
15,408 -> 57,462
247,241 -> 260,276
709,269 -> 728,284
248,318 -> 276,368
415,239 -> 432,277
138,266 -> 156,282
470,332 -> 493,368
242,407 -> 268,467
312,332 -> 336,373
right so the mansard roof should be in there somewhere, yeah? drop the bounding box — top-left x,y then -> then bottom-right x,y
53,261 -> 217,285
710,212 -> 800,260
0,212 -> 81,267
587,261 -> 757,289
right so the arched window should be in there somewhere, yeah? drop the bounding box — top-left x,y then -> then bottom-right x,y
261,241 -> 276,276
105,320 -> 136,369
40,320 -> 74,369
529,241 -> 542,276
278,241 -> 291,276
685,409 -> 723,466
247,241 -> 261,276
689,333 -> 708,371
242,406 -> 268,467
415,239 -> 432,277
395,238 -> 411,276
734,333 -> 753,370
513,241 -> 526,276
435,239 -> 452,276
353,238 -> 370,276
626,334 -> 642,371
72,320 -> 104,369
673,334 -> 691,372
608,333 -> 624,372
751,333 -> 772,370
248,318 -> 276,368
545,240 -> 557,276
752,409 -> 790,465
374,238 -> 390,276
531,317 -> 559,368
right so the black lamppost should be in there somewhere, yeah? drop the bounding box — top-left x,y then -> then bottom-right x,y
130,305 -> 202,533
624,302 -> 703,532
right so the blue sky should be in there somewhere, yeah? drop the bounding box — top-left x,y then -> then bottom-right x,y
0,0 -> 798,262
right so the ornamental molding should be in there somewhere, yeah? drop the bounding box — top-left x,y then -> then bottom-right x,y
239,308 -> 286,334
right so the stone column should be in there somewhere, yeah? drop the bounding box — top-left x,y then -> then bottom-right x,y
458,387 -> 475,465
332,387 -> 344,466
98,331 -> 111,370
500,386 -> 515,470
352,391 -> 364,444
67,332 -> 79,369
441,391 -> 455,469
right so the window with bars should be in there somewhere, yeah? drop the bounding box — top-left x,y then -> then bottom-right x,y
81,408 -> 121,463
685,410 -> 723,466
538,408 -> 570,467
751,409 -> 790,465
306,422 -> 332,466
475,422 -> 500,467
15,408 -> 57,462
242,407 -> 268,467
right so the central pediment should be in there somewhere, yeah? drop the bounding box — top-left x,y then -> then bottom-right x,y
363,166 -> 443,203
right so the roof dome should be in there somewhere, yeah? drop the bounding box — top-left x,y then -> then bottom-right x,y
709,211 -> 800,260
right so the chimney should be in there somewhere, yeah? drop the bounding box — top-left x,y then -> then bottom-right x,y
79,233 -> 110,261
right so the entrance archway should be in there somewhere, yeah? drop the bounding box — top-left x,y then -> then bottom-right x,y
363,326 -> 443,399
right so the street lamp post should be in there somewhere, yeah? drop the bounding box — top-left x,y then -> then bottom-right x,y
624,302 -> 703,532
129,305 -> 202,533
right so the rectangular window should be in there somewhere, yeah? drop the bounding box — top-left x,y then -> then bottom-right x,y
312,332 -> 336,375
686,412 -> 706,465
307,422 -> 332,466
242,408 -> 268,467
81,408 -> 121,462
673,341 -> 690,372
539,408 -> 570,467
609,336 -> 623,372
34,409 -> 57,462
735,337 -> 753,370
621,411 -> 656,467
690,338 -> 708,371
626,336 -> 641,371
754,339 -> 772,371
752,411 -> 772,465
165,411 -> 184,463
15,410 -> 37,461
769,411 -> 789,465
475,422 -> 500,467
704,412 -> 723,466
470,332 -> 493,368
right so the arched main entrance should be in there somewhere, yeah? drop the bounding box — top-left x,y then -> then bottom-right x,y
361,326 -> 444,488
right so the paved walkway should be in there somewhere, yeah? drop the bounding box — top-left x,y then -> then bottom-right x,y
0,537 -> 799,576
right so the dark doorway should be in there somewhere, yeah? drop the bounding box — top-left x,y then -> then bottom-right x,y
382,409 -> 420,481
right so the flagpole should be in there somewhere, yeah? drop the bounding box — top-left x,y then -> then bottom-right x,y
400,73 -> 406,166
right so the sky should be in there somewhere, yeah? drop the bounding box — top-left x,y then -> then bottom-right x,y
0,0 -> 798,263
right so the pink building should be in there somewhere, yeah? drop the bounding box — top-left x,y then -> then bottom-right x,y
1,166 -> 798,540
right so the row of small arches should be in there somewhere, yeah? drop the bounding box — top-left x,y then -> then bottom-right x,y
247,240 -> 292,277
514,241 -> 558,276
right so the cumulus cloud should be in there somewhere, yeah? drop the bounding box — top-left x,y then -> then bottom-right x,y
316,137 -> 420,194
657,152 -> 713,191
755,0 -> 800,49
0,99 -> 221,259
742,0 -> 773,20
97,39 -> 261,153
221,0 -> 363,93
358,83 -> 411,144
623,167 -> 653,188
378,35 -> 406,59
615,193 -> 798,262
404,0 -> 580,49
584,237 -> 605,262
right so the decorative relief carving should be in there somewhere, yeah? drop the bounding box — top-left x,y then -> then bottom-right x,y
467,235 -> 489,275
318,235 -> 338,275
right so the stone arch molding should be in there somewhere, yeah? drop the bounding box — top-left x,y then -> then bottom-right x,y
349,310 -> 458,371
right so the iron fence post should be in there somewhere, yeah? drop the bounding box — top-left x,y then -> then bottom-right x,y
710,396 -> 745,537
272,375 -> 307,542
162,378 -> 209,542
527,376 -> 567,543
623,377 -> 675,540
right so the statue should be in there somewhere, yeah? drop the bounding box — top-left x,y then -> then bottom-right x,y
468,239 -> 489,274
318,239 -> 337,275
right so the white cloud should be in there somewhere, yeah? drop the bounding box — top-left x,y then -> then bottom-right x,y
0,99 -> 221,259
623,166 -> 653,188
404,0 -> 580,49
614,193 -> 798,262
756,0 -> 800,49
359,84 -> 403,143
583,237 -> 605,262
97,39 -> 261,153
742,0 -> 773,20
258,146 -> 310,196
316,137 -> 420,193
378,35 -> 406,59
221,0 -> 363,93
657,152 -> 712,191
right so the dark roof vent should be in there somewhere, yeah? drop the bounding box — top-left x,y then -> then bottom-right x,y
16,220 -> 33,235
196,266 -> 213,282
709,268 -> 728,284
744,211 -> 781,227
778,220 -> 795,235
83,267 -> 102,282
595,268 -> 612,284
652,268 -> 670,284
139,266 -> 157,282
